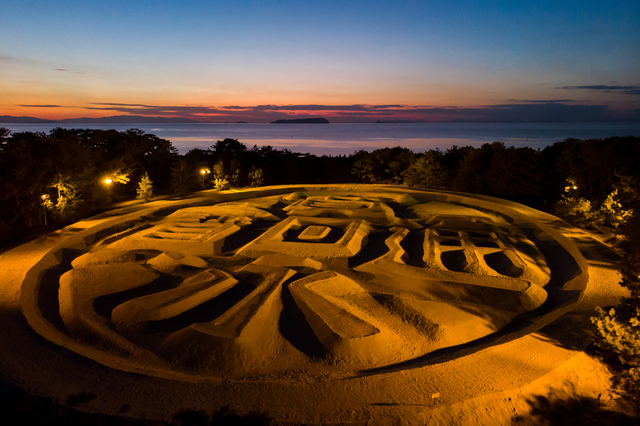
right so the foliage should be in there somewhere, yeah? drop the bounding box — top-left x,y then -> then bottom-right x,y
453,142 -> 503,194
556,188 -> 635,231
170,159 -> 201,195
248,166 -> 265,187
211,138 -> 248,164
351,147 -> 414,183
214,178 -> 230,190
1,132 -> 639,232
228,158 -> 241,186
212,160 -> 227,181
106,170 -> 131,185
50,174 -> 84,222
592,307 -> 640,421
136,173 -> 154,202
590,175 -> 640,423
513,388 -> 633,425
0,128 -> 178,227
485,146 -> 545,201
402,150 -> 448,188
555,195 -> 597,227
598,189 -> 634,230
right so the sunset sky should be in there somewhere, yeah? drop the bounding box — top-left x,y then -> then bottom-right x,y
2,0 -> 639,122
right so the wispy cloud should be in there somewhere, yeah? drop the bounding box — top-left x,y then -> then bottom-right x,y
1,55 -> 22,63
88,103 -> 228,116
82,102 -> 639,123
18,104 -> 65,108
222,104 -> 406,112
53,68 -> 86,75
558,85 -> 640,95
508,99 -> 577,104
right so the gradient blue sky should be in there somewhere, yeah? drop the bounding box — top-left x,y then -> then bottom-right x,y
1,0 -> 639,122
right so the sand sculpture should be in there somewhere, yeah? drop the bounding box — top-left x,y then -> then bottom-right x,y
8,185 -> 616,423
17,187 -> 584,381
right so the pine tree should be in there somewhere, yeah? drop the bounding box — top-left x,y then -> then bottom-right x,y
50,174 -> 82,222
136,173 -> 154,202
212,160 -> 227,181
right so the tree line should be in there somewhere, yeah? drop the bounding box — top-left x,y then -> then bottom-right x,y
1,127 -> 639,232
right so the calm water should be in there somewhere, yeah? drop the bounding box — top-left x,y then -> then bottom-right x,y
2,122 -> 639,156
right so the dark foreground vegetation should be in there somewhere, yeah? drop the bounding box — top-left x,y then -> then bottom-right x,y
2,127 -> 640,423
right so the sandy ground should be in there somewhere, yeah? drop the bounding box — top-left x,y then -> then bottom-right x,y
0,184 -> 628,424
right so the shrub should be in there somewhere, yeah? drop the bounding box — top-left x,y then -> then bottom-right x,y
598,189 -> 634,230
214,178 -> 230,190
248,166 -> 264,187
554,196 -> 597,227
136,173 -> 154,202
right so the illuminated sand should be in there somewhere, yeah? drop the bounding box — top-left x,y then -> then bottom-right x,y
0,185 -> 628,424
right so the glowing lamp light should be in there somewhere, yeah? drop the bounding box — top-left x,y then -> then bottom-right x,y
572,186 -> 578,190
200,168 -> 211,188
105,178 -> 113,184
41,194 -> 49,225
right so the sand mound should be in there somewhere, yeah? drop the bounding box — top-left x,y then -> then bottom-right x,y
146,252 -> 209,272
71,249 -> 137,268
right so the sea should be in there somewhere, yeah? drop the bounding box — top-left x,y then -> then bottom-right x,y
2,122 -> 639,156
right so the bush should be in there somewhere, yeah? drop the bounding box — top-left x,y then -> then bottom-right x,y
214,178 -> 230,190
136,173 -> 154,202
554,196 -> 596,227
248,166 -> 264,187
598,189 -> 634,230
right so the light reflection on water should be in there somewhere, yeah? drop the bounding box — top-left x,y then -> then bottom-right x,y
2,122 -> 639,155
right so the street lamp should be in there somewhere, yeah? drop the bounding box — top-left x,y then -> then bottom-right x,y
104,178 -> 113,199
200,168 -> 210,188
41,194 -> 49,225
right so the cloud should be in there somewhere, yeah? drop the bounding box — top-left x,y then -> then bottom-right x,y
224,104 -> 406,112
53,68 -> 86,75
81,102 -> 640,123
0,55 -> 24,64
559,85 -> 640,95
93,102 -> 153,107
88,103 -> 229,116
0,54 -> 41,65
18,104 -> 65,108
508,99 -> 577,104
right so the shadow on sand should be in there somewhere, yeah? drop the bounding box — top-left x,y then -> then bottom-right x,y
513,388 -> 633,425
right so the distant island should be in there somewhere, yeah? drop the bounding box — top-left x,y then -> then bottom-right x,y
270,118 -> 330,124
